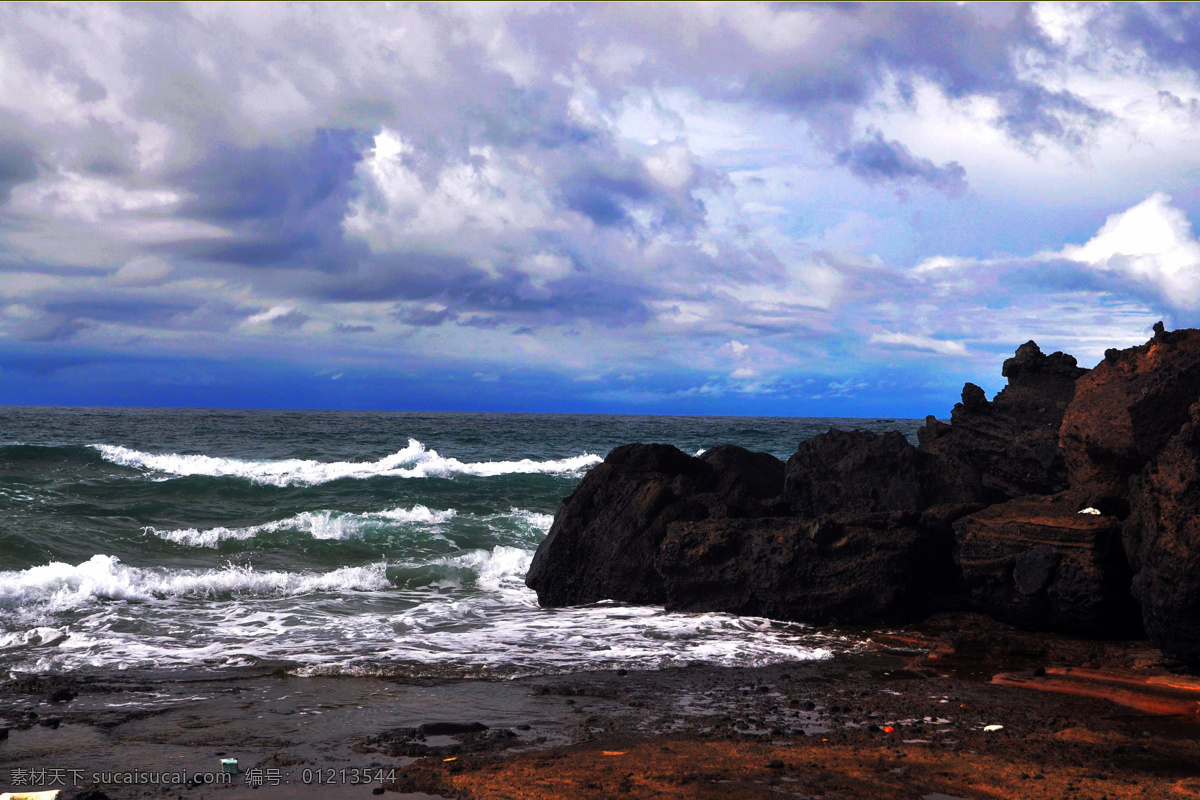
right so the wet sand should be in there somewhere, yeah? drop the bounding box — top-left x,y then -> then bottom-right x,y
2,613 -> 1198,800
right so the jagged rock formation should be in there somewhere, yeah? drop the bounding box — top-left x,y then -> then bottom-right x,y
527,325 -> 1200,666
918,341 -> 1087,502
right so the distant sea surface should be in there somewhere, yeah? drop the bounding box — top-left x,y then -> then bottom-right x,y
0,408 -> 922,679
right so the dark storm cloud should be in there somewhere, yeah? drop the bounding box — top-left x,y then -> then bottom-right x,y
171,129 -> 366,270
995,85 -> 1113,149
836,132 -> 966,195
562,172 -> 647,228
332,322 -> 375,334
1106,3 -> 1200,72
178,130 -> 364,223
312,253 -> 482,303
0,136 -> 38,204
458,315 -> 501,330
43,297 -> 199,327
19,316 -> 92,343
463,280 -> 653,328
393,305 -> 457,327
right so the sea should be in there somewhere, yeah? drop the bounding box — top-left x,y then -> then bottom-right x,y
0,408 -> 923,680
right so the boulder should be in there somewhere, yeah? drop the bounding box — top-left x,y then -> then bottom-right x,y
953,498 -> 1141,636
918,341 -> 1087,501
1125,400 -> 1200,666
784,428 -> 975,517
1059,326 -> 1200,514
656,511 -> 960,624
524,443 -> 785,607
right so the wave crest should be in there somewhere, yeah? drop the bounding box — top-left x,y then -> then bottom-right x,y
92,439 -> 601,486
146,505 -> 456,548
0,555 -> 390,619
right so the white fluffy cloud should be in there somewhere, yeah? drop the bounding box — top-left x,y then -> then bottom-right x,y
1060,192 -> 1200,307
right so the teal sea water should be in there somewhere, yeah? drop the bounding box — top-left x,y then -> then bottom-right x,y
0,408 -> 922,679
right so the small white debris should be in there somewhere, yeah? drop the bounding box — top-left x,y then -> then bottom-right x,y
983,724 -> 1004,732
1078,507 -> 1102,515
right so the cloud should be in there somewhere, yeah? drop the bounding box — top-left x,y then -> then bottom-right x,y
836,131 -> 966,194
1058,192 -> 1200,309
0,135 -> 38,203
0,5 -> 1198,414
18,314 -> 92,343
242,305 -> 309,330
394,304 -> 457,327
110,257 -> 172,286
332,322 -> 374,334
869,331 -> 968,356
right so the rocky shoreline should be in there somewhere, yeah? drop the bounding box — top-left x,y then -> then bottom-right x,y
5,326 -> 1200,799
527,325 -> 1200,668
2,613 -> 1200,800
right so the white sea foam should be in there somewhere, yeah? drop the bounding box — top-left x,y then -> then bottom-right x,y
0,547 -> 851,676
92,439 -> 602,487
146,505 -> 456,548
0,555 -> 390,619
494,508 -> 554,534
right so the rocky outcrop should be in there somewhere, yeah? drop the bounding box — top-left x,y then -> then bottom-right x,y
657,512 -> 955,624
528,325 -> 1200,664
524,443 -> 784,607
784,428 -> 977,516
953,498 -> 1141,637
1125,400 -> 1200,664
918,341 -> 1087,502
1059,327 -> 1200,514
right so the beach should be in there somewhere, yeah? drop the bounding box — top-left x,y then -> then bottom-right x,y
3,612 -> 1199,799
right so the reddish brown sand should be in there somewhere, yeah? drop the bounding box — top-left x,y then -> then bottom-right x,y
392,732 -> 1200,800
385,615 -> 1200,800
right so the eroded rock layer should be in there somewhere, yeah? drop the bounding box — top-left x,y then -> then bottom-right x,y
953,498 -> 1141,636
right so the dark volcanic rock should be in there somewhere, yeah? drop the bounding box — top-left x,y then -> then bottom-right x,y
525,443 -> 785,607
785,428 -> 975,517
953,498 -> 1141,636
656,512 -> 955,624
918,341 -> 1087,502
1060,326 -> 1200,514
1125,400 -> 1200,665
527,327 -> 1200,659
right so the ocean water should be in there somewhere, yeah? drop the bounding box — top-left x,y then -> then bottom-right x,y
0,408 -> 922,679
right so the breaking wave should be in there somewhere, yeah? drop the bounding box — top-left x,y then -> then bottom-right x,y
146,505 -> 457,548
0,555 -> 390,622
92,439 -> 602,487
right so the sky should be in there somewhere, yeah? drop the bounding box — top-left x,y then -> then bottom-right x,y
3,3 -> 1200,417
